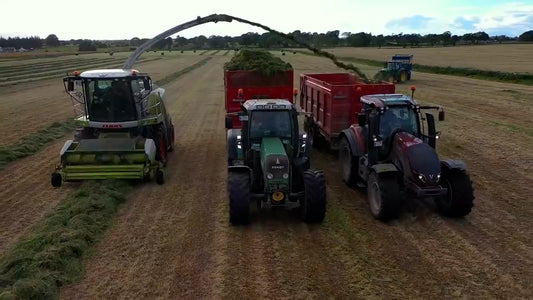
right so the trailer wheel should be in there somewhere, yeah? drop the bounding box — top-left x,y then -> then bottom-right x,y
339,137 -> 358,186
437,170 -> 474,217
367,172 -> 401,220
228,171 -> 251,225
301,169 -> 326,223
51,173 -> 62,187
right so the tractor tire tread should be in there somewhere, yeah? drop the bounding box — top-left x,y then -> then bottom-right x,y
302,169 -> 326,223
437,170 -> 474,217
228,171 -> 251,225
368,172 -> 401,221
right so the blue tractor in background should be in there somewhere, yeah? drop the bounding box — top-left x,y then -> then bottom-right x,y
374,54 -> 413,83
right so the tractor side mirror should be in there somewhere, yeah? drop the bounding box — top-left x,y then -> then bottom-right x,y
357,113 -> 367,126
67,80 -> 74,91
438,110 -> 445,121
225,116 -> 233,129
144,79 -> 151,90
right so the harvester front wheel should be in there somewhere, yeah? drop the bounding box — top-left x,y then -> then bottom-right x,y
339,137 -> 359,186
228,171 -> 251,225
367,172 -> 401,221
301,170 -> 326,223
51,173 -> 62,187
437,170 -> 474,217
156,169 -> 164,185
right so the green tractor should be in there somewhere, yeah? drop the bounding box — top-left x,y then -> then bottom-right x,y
374,54 -> 413,83
225,99 -> 326,225
51,69 -> 175,187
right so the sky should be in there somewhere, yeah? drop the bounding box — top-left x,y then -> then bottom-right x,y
1,0 -> 532,40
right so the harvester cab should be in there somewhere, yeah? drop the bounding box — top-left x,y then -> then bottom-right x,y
339,91 -> 474,220
225,99 -> 326,225
51,69 -> 175,187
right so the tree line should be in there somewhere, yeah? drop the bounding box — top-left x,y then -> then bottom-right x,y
1,30 -> 532,51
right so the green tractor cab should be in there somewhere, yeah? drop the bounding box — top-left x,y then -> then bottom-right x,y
51,69 -> 175,187
226,99 -> 326,225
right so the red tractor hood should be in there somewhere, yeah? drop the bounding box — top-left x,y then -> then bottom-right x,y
394,132 -> 441,185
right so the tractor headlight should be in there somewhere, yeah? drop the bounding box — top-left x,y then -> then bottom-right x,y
373,135 -> 383,147
418,174 -> 426,183
437,174 -> 441,181
267,173 -> 274,180
282,173 -> 289,179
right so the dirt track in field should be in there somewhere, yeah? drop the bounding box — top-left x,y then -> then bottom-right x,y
53,54 -> 533,298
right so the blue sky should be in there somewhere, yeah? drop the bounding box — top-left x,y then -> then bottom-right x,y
0,0 -> 531,39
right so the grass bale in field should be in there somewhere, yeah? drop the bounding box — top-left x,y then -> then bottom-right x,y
224,49 -> 292,76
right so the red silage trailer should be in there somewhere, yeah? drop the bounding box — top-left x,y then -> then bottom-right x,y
299,73 -> 395,149
225,70 -> 295,129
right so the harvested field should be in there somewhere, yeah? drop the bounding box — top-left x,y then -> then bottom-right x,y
0,53 -> 209,146
0,47 -> 531,298
326,44 -> 533,74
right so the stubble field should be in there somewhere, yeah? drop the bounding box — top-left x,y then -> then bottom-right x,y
327,43 -> 533,73
0,46 -> 531,298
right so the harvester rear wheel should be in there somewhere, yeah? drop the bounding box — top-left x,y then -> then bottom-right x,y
51,173 -> 62,187
168,124 -> 175,152
437,170 -> 474,217
367,172 -> 401,220
228,171 -> 251,225
154,126 -> 168,166
339,137 -> 358,186
301,169 -> 326,223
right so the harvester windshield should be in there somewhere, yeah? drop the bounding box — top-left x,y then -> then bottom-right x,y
87,79 -> 137,122
250,111 -> 291,139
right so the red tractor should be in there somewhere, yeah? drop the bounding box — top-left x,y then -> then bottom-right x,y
338,89 -> 474,220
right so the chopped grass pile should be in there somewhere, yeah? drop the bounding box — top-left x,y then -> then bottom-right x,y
224,49 -> 292,76
0,120 -> 76,168
0,180 -> 133,299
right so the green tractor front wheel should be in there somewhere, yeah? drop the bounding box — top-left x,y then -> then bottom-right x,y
228,171 -> 251,225
301,169 -> 326,223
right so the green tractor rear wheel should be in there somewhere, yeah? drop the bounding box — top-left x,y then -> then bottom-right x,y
400,71 -> 407,82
